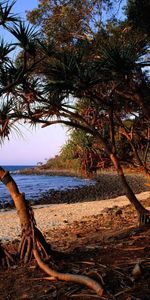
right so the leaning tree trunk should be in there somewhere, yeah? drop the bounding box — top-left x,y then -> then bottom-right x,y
0,167 -> 52,263
94,131 -> 150,225
109,153 -> 150,225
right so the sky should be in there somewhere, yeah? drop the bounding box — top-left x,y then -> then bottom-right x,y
0,0 -> 68,166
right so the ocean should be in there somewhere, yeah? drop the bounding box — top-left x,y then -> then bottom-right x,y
0,165 -> 93,206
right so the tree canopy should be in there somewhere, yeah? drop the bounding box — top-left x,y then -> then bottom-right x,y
27,0 -> 113,47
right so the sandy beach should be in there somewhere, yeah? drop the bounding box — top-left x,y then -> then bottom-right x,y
0,191 -> 149,242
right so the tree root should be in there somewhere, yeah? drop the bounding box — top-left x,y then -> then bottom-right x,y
33,247 -> 104,297
18,202 -> 53,263
18,226 -> 52,263
0,244 -> 15,268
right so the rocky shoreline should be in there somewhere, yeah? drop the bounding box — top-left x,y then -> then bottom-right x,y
1,171 -> 149,210
35,173 -> 150,204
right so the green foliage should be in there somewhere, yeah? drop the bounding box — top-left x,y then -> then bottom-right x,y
60,129 -> 93,160
44,154 -> 80,172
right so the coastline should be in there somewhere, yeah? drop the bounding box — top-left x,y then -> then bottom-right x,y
0,168 -> 150,242
0,169 -> 149,210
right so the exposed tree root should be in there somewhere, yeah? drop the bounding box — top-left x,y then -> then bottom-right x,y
24,217 -> 104,296
0,244 -> 15,268
18,204 -> 53,263
18,226 -> 53,263
0,168 -> 53,263
33,247 -> 104,297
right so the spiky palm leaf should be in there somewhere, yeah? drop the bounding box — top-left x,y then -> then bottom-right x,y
0,96 -> 20,142
97,31 -> 148,76
9,22 -> 38,51
0,0 -> 19,26
0,62 -> 24,93
43,44 -> 101,97
0,39 -> 15,62
17,76 -> 45,106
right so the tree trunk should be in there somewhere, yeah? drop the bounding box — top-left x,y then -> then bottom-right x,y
109,153 -> 150,225
134,88 -> 150,121
0,167 -> 51,263
93,132 -> 150,225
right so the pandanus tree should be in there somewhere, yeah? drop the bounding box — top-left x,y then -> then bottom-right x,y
0,1 -> 53,264
26,26 -> 150,224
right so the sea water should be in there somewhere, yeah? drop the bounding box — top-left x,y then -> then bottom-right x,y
0,165 -> 94,205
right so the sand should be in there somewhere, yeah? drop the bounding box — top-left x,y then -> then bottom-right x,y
0,191 -> 149,242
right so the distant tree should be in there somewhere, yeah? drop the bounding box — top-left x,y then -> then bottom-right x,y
60,128 -> 110,176
37,161 -> 43,166
27,0 -> 113,48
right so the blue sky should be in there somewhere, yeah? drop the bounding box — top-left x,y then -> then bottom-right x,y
0,0 -> 68,165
